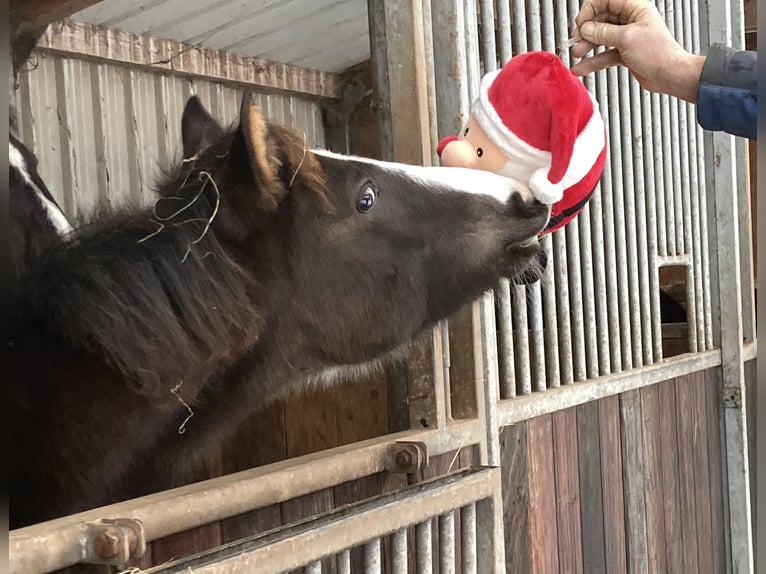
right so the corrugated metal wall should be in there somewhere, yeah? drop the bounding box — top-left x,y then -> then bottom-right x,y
15,47 -> 327,223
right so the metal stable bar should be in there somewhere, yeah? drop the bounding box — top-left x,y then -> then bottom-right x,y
674,0 -> 699,353
607,64 -> 634,370
496,279 -> 517,399
391,529 -> 407,573
617,66 -> 644,368
510,0 -> 527,56
439,512 -> 456,574
513,284 -> 532,394
525,0 -> 562,391
144,469 -> 501,574
669,1 -> 687,256
416,520 -> 433,573
651,88 -> 669,257
10,421 -> 482,574
495,0 -> 511,64
683,0 -> 706,351
582,71 -> 611,376
461,503 -> 478,574
624,69 -> 654,365
479,0 -> 497,72
593,63 -> 622,372
497,349 -> 721,427
338,550 -> 351,574
641,86 -> 664,362
656,2 -> 677,256
364,539 -> 381,573
304,561 -> 322,574
473,293 -> 503,467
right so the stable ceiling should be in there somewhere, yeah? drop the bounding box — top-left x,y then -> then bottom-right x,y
72,0 -> 372,72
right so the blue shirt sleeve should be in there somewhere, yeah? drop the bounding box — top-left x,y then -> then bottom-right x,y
696,44 -> 757,140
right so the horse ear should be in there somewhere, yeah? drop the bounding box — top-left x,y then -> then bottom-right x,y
238,91 -> 284,211
181,96 -> 224,159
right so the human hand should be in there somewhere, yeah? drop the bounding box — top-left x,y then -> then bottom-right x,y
570,0 -> 705,102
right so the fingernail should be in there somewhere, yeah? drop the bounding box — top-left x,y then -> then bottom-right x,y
580,21 -> 594,36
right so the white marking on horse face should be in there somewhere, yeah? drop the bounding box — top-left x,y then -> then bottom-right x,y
9,141 -> 73,236
312,149 -> 534,205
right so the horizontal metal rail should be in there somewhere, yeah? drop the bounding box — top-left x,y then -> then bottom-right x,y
10,420 -> 481,574
144,468 -> 499,573
497,350 -> 722,427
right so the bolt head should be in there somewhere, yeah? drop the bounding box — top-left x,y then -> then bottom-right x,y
93,531 -> 120,559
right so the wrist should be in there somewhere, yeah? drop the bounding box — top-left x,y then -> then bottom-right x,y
661,52 -> 706,103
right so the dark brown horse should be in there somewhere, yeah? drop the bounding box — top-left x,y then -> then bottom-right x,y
9,93 -> 549,530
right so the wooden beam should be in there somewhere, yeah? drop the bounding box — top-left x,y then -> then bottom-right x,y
11,0 -> 103,32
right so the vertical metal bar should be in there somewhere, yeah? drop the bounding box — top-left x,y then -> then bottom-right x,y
495,0 -> 511,64
304,561 -> 322,574
683,0 -> 706,351
496,280 -> 517,398
432,324 -> 449,429
460,504 -> 478,574
391,529 -> 408,573
510,0 -> 527,55
479,0 -> 497,72
529,283 -> 548,391
582,73 -> 611,375
673,0 -> 698,353
473,293 -> 503,467
364,539 -> 382,573
431,0 -> 469,138
640,87 -> 663,362
596,62 -> 623,372
651,88 -> 668,257
656,3 -> 677,257
701,0 -> 753,569
558,0 -> 589,380
523,0 -> 561,389
439,512 -> 456,574
668,0 -> 686,256
618,65 -> 646,368
338,550 -> 351,574
513,284 -> 532,394
606,64 -> 632,370
416,520 -> 433,573
463,0 -> 481,93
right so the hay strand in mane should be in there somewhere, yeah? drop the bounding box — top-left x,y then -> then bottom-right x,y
170,380 -> 194,434
180,171 -> 221,264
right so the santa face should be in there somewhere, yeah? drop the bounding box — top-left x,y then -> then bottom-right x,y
437,117 -> 510,174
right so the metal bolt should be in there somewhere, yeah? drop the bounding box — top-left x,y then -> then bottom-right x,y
395,450 -> 413,469
93,532 -> 120,560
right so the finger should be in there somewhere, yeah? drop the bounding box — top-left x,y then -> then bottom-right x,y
571,39 -> 597,59
570,48 -> 623,76
578,20 -> 627,49
574,0 -> 633,27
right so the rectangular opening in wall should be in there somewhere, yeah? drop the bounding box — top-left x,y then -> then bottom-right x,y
659,264 -> 690,357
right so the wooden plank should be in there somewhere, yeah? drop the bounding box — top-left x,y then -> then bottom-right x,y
500,424 -> 531,574
690,371 -> 714,570
151,523 -> 222,566
448,304 -> 479,419
658,379 -> 684,572
551,408 -> 583,574
705,368 -> 727,573
620,390 -> 650,574
220,403 -> 287,543
334,371 -> 390,445
527,415 -> 560,574
639,384 -> 668,574
576,400 -> 606,573
674,374 -> 700,573
598,395 -> 627,574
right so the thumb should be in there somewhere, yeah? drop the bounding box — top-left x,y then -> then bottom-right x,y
579,21 -> 625,48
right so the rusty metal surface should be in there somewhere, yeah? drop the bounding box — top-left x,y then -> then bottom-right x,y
9,421 -> 481,574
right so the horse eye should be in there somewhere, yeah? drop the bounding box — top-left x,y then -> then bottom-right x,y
477,147 -> 483,157
357,187 -> 376,214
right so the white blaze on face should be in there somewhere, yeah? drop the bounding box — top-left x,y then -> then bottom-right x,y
9,141 -> 73,236
313,149 -> 535,205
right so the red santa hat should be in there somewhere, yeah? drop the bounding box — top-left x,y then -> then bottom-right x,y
472,51 -> 607,233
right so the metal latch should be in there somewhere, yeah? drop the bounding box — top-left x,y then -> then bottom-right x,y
84,518 -> 146,566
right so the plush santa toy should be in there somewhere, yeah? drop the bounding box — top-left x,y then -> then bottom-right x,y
437,51 -> 607,235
